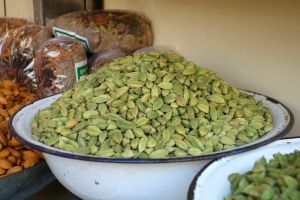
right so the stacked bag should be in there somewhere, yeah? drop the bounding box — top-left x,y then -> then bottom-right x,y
0,10 -> 153,97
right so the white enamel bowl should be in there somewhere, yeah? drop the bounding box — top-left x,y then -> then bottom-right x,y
10,92 -> 293,200
188,137 -> 300,200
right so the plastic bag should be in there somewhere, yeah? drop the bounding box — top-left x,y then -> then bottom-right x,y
88,49 -> 125,74
0,17 -> 29,36
46,10 -> 153,53
34,37 -> 87,97
0,25 -> 52,87
134,46 -> 178,54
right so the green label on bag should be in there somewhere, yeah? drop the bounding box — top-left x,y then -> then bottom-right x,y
75,60 -> 88,81
52,27 -> 92,52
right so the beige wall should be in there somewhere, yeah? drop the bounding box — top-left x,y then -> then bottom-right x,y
0,0 -> 34,21
0,0 -> 4,16
6,0 -> 34,21
105,0 -> 300,136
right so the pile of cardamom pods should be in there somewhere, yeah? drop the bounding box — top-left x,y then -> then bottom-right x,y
225,151 -> 300,200
32,51 -> 273,158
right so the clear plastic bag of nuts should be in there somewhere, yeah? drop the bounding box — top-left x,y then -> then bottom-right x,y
46,10 -> 153,53
88,49 -> 126,74
34,37 -> 88,98
134,46 -> 178,54
88,46 -> 178,74
0,17 -> 29,36
0,25 -> 52,89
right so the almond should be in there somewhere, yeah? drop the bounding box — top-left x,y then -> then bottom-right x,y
0,158 -> 13,169
32,149 -> 44,159
0,167 -> 6,175
23,158 -> 39,169
7,156 -> 16,164
5,132 -> 12,141
7,166 -> 22,175
8,148 -> 22,158
7,105 -> 21,116
0,108 -> 8,118
0,149 -> 10,158
0,97 -> 7,105
0,120 -> 8,133
8,138 -> 22,147
0,131 -> 7,146
22,150 -> 40,160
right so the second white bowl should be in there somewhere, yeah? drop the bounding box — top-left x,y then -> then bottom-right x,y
188,137 -> 300,200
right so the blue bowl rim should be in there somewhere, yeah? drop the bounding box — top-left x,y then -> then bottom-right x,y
9,91 -> 294,164
187,136 -> 300,200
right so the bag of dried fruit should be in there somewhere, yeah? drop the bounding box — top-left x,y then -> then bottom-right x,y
0,25 -> 52,89
34,37 -> 87,97
46,10 -> 153,53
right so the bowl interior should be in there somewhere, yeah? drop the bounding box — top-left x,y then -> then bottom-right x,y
189,137 -> 300,200
10,91 -> 293,163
